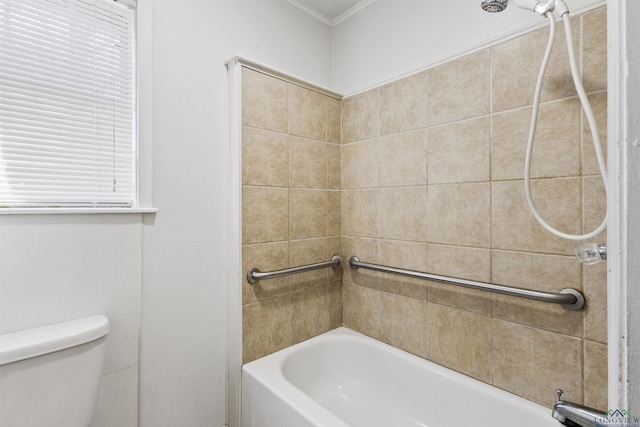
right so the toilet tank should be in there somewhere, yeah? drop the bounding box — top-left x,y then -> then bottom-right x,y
0,315 -> 110,427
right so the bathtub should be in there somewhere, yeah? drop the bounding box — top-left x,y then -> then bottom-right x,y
242,327 -> 561,427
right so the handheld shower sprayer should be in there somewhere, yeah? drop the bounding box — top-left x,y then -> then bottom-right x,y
482,0 -> 608,243
481,0 -> 559,15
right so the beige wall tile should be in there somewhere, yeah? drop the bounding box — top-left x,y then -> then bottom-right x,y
491,107 -> 531,181
427,244 -> 491,282
342,140 -> 379,189
583,176 -> 607,238
341,189 -> 379,238
327,235 -> 342,258
428,283 -> 492,317
289,136 -> 326,189
492,250 -> 580,293
241,68 -> 343,365
243,295 -> 292,364
426,244 -> 492,315
327,236 -> 343,283
584,340 -> 608,409
489,200 -> 585,336
242,67 -> 288,133
242,186 -> 288,244
380,292 -> 428,358
327,97 -> 342,144
492,99 -> 581,181
379,240 -> 428,300
492,319 -> 582,407
491,250 -> 583,337
428,117 -> 490,184
343,281 -> 380,339
428,303 -> 492,383
291,286 -> 329,345
380,239 -> 428,272
242,127 -> 288,187
582,93 -> 608,176
341,236 -> 379,264
491,18 -> 579,113
289,189 -> 326,239
379,71 -> 429,136
289,84 -> 327,141
584,261 -> 607,344
379,130 -> 427,187
380,186 -> 427,242
326,190 -> 341,237
427,182 -> 491,247
327,144 -> 341,190
492,295 -> 583,337
242,242 -> 289,304
289,238 -> 328,290
582,8 -> 607,93
491,179 -> 578,255
328,282 -> 343,329
341,236 -> 379,287
342,89 -> 379,143
428,49 -> 490,126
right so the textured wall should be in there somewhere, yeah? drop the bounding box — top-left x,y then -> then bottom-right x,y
241,67 -> 343,364
340,7 -> 608,410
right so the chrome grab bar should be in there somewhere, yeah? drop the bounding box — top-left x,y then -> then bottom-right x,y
247,255 -> 343,284
349,256 -> 584,310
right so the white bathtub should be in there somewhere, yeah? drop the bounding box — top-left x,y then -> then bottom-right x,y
242,327 -> 561,427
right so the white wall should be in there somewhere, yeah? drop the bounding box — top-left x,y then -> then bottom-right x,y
0,214 -> 142,427
332,0 -> 605,95
0,1 -> 332,427
140,1 -> 332,427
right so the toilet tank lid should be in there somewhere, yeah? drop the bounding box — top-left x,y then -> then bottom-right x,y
0,315 -> 110,366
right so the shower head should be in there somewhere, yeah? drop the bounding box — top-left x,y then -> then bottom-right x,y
481,0 -> 557,14
481,0 -> 509,13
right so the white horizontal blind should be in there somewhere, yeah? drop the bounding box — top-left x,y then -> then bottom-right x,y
0,0 -> 136,208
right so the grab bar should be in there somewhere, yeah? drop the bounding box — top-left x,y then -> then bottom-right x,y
247,256 -> 343,284
349,256 -> 584,310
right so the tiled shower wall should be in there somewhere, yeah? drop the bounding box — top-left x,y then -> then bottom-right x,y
241,68 -> 343,364
241,5 -> 607,410
341,7 -> 607,409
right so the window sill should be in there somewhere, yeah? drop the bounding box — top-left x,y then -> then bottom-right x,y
0,207 -> 158,215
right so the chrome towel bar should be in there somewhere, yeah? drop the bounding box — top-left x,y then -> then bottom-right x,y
349,256 -> 584,310
247,256 -> 343,284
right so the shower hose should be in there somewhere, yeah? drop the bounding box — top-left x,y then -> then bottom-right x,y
524,11 -> 608,240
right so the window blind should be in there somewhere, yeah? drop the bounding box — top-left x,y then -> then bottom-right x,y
0,0 -> 136,208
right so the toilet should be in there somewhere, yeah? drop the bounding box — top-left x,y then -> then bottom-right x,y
0,315 -> 110,427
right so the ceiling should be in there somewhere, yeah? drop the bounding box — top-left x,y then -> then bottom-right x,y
284,0 -> 377,26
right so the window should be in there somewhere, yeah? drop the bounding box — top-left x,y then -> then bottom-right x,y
0,0 -> 137,209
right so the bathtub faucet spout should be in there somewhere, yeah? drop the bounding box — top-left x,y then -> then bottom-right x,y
551,389 -> 606,427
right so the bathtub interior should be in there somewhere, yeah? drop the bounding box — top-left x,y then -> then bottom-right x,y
244,327 -> 560,427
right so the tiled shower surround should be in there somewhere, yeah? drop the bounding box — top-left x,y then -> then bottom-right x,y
241,68 -> 343,364
242,6 -> 607,410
